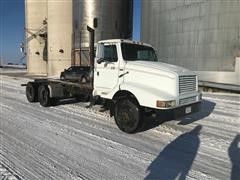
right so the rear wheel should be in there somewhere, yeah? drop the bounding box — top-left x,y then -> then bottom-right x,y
38,85 -> 52,107
114,98 -> 143,133
26,82 -> 38,102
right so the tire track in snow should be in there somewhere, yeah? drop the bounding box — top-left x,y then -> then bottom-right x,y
1,74 -> 239,179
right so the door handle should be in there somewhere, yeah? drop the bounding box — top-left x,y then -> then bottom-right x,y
119,71 -> 129,78
110,66 -> 115,70
97,71 -> 99,76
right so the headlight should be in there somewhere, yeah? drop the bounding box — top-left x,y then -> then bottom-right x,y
156,100 -> 176,108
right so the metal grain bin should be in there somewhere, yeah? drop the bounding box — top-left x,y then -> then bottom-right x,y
72,0 -> 133,65
141,0 -> 240,85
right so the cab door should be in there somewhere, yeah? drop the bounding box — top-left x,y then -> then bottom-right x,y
94,43 -> 120,94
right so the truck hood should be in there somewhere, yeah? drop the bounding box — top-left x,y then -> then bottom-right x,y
125,61 -> 195,76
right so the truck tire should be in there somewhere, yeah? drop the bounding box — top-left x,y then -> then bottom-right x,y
38,85 -> 52,107
26,82 -> 38,102
114,98 -> 143,133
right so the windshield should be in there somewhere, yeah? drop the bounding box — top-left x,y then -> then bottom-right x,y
121,43 -> 158,62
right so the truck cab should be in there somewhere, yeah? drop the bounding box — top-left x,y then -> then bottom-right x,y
93,39 -> 201,133
25,38 -> 201,134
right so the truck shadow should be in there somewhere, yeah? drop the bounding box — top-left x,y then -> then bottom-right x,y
140,112 -> 172,132
145,125 -> 202,179
177,100 -> 215,125
140,100 -> 215,132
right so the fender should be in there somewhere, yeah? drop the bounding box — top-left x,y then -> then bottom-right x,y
119,82 -> 176,109
48,84 -> 64,98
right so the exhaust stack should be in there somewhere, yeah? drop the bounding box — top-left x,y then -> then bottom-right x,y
87,26 -> 95,86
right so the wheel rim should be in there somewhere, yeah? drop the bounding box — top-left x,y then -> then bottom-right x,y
41,89 -> 48,103
39,86 -> 49,106
26,83 -> 36,102
27,86 -> 33,99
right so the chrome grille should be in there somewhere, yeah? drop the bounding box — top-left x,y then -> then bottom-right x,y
179,75 -> 196,94
179,96 -> 196,106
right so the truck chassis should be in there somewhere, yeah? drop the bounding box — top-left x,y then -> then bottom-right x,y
25,78 -> 93,107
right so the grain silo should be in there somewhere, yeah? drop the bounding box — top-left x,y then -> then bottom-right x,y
25,0 -> 47,76
141,0 -> 240,86
72,0 -> 133,65
25,0 -> 72,77
25,0 -> 133,76
47,0 -> 72,77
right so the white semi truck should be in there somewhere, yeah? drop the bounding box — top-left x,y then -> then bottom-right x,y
24,28 -> 201,133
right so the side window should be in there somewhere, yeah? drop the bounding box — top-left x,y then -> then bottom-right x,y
104,45 -> 118,62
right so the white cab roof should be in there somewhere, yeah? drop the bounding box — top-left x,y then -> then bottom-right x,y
98,39 -> 152,48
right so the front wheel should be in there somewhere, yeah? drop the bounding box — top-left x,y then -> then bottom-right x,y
38,85 -> 52,107
114,98 -> 143,133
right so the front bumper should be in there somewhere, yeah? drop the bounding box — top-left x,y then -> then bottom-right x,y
172,101 -> 201,118
156,101 -> 201,119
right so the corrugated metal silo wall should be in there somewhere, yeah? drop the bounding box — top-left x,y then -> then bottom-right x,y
72,0 -> 133,65
141,0 -> 240,71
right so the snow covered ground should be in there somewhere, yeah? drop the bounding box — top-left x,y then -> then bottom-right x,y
0,72 -> 239,180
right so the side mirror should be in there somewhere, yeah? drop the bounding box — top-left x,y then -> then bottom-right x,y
97,58 -> 105,64
96,43 -> 104,64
